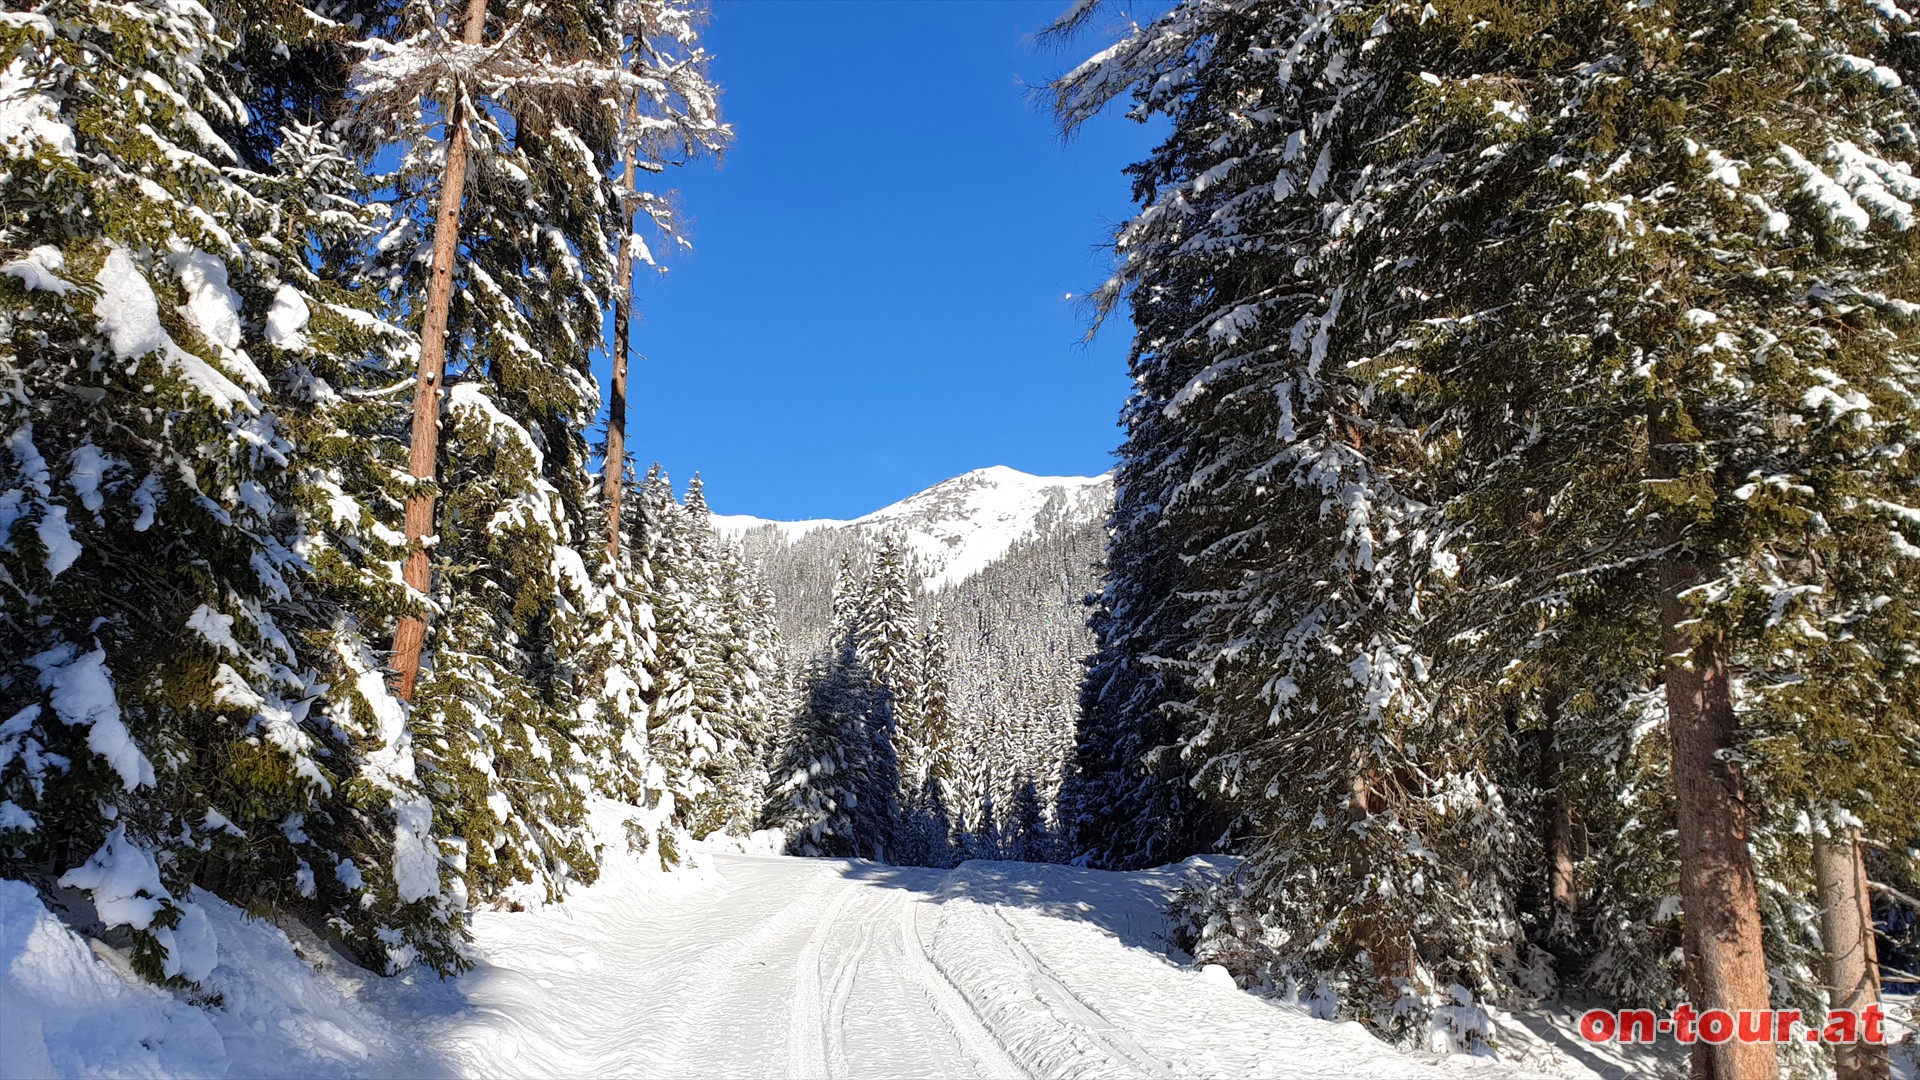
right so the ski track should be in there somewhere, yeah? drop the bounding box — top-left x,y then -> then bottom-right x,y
785,877 -> 855,1079
373,853 -> 1519,1079
893,888 -> 1029,1078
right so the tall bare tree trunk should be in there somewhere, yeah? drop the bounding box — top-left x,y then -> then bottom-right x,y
390,0 -> 490,702
1540,688 -> 1577,915
1659,564 -> 1775,1080
605,96 -> 638,562
1649,400 -> 1775,1080
1538,687 -> 1578,983
1815,827 -> 1889,1080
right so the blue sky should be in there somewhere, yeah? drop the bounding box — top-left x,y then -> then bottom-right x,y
601,0 -> 1167,520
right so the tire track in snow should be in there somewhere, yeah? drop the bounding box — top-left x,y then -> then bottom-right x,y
891,888 -> 1028,1078
979,901 -> 1176,1079
822,889 -> 885,1080
785,877 -> 860,1079
603,859 -> 842,1077
794,871 -> 1027,1080
921,870 -> 1178,1080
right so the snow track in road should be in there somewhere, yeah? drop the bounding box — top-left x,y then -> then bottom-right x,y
921,869 -> 1177,1080
891,888 -> 1028,1078
980,898 -> 1176,1078
791,872 -> 1025,1080
786,877 -> 857,1079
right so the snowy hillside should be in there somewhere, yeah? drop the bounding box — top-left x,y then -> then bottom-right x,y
711,465 -> 1111,588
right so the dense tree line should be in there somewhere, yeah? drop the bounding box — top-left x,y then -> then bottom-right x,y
933,510 -> 1103,863
1055,1 -> 1920,1076
743,489 -> 1108,866
0,0 -> 785,983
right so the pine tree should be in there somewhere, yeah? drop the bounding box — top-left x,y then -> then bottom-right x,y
0,0 -> 459,978
603,0 -> 729,559
353,0 -> 682,905
670,483 -> 782,838
352,0 -> 493,702
1055,1 -> 1519,1039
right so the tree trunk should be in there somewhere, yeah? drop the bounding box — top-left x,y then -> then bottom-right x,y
1538,687 -> 1578,984
1648,396 -> 1775,1080
1659,562 -> 1775,1080
606,94 -> 639,562
1540,688 -> 1577,915
389,0 -> 490,702
1814,826 -> 1888,1080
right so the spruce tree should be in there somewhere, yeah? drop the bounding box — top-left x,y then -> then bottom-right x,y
1059,2 -> 1920,1072
0,0 -> 459,977
766,552 -> 902,860
1350,5 -> 1920,1073
603,0 -> 729,559
1055,0 -> 1518,1039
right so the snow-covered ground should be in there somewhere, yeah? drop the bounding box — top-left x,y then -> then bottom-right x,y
6,814 -> 1906,1079
712,465 -> 1111,588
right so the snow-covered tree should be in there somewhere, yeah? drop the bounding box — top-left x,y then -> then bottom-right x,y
0,0 -> 458,978
1053,0 -> 1520,1040
1059,2 -> 1920,1072
0,0 -> 740,982
603,0 -> 729,560
767,553 -> 899,860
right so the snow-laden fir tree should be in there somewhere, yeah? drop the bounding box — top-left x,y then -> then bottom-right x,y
767,552 -> 901,860
679,477 -> 754,838
1053,0 -> 1519,1042
908,616 -> 957,796
1060,1 -> 1920,1071
624,470 -> 783,846
1064,362 -> 1219,870
861,535 -> 925,851
1334,4 -> 1920,1074
703,541 -> 781,836
637,469 -> 716,846
0,0 -> 459,978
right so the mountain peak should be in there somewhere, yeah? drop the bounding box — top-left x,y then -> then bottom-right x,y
712,466 -> 1112,588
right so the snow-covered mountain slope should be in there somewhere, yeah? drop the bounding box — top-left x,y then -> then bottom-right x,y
711,465 -> 1112,589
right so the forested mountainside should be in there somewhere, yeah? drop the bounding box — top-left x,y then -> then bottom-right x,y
718,466 -> 1109,659
719,467 -> 1109,865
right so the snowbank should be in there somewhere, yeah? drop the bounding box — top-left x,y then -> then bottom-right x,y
0,878 -> 436,1079
692,828 -> 788,858
0,797 -> 711,1080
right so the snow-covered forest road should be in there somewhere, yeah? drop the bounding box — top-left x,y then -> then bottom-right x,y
392,853 -> 1473,1079
13,821 -> 1638,1078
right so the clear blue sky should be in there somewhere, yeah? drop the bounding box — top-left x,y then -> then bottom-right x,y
600,0 -> 1167,521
